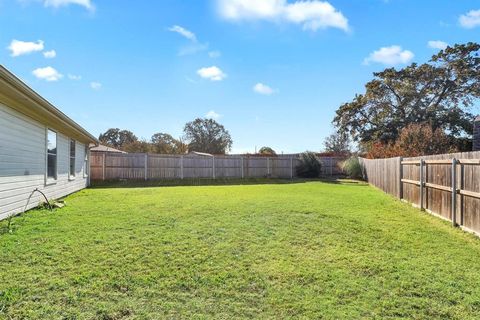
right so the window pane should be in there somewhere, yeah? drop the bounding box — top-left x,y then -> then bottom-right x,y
47,130 -> 57,154
70,140 -> 76,176
70,140 -> 76,158
70,158 -> 75,176
47,154 -> 57,178
84,146 -> 89,176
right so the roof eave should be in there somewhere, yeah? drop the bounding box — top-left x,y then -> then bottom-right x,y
0,65 -> 98,144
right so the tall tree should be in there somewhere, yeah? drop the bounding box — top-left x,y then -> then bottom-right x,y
258,146 -> 277,156
99,128 -> 138,149
151,133 -> 187,154
183,118 -> 233,154
323,131 -> 351,154
333,43 -> 480,150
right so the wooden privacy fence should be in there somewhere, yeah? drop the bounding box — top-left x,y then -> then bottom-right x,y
360,151 -> 480,235
90,152 -> 345,181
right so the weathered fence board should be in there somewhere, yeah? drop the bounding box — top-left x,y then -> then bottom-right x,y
91,152 -> 345,181
360,151 -> 480,235
360,157 -> 401,198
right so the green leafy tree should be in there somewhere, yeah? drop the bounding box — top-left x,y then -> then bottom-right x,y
258,146 -> 277,156
99,128 -> 138,150
122,139 -> 153,153
323,131 -> 351,154
151,133 -> 187,154
333,42 -> 480,150
183,118 -> 233,154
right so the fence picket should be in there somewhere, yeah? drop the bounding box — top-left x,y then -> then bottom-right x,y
360,151 -> 480,235
91,152 -> 345,181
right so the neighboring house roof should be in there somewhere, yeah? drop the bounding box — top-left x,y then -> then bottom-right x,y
189,151 -> 214,157
91,145 -> 127,153
0,65 -> 98,144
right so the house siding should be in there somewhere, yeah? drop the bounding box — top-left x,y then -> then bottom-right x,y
0,103 -> 89,220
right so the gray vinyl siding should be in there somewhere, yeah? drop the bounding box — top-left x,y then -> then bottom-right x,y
0,103 -> 89,220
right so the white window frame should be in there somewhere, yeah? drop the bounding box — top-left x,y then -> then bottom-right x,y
69,139 -> 76,180
83,145 -> 89,178
45,128 -> 58,185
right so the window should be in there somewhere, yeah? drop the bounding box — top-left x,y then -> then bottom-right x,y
47,129 -> 57,180
70,139 -> 76,177
83,145 -> 89,177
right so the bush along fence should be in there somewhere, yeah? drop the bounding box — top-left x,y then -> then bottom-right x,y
359,151 -> 480,235
90,152 -> 345,181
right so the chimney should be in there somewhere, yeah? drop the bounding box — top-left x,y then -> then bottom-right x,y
474,116 -> 480,151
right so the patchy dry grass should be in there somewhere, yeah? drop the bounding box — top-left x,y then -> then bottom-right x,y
2,180 -> 480,319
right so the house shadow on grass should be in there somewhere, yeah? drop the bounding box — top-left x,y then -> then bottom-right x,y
89,177 -> 368,189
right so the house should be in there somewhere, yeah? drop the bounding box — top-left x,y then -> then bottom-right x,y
0,66 -> 98,220
91,144 -> 127,154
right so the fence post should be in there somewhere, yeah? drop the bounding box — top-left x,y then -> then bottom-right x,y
212,156 -> 216,179
267,157 -> 270,176
290,156 -> 294,179
460,163 -> 465,226
241,157 -> 244,179
180,155 -> 184,179
144,154 -> 148,181
420,159 -> 425,211
452,158 -> 457,227
102,153 -> 106,181
399,157 -> 403,200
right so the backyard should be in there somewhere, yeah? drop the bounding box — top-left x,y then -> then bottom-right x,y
2,180 -> 480,319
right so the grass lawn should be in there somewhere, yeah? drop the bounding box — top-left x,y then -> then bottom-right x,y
2,180 -> 480,319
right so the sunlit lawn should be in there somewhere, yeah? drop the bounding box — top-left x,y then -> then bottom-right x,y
2,180 -> 480,319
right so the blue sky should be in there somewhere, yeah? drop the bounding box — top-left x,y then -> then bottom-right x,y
1,0 -> 479,153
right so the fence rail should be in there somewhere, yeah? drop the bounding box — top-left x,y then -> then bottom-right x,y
360,151 -> 480,235
90,152 -> 345,181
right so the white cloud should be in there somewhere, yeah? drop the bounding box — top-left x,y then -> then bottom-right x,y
205,110 -> 221,119
68,74 -> 82,80
216,0 -> 349,32
32,66 -> 63,81
363,45 -> 414,66
197,66 -> 227,81
168,25 -> 209,56
428,40 -> 448,50
209,50 -> 221,58
8,39 -> 44,57
43,49 -> 56,58
253,83 -> 276,95
44,0 -> 94,11
459,9 -> 480,29
90,82 -> 102,90
168,25 -> 197,42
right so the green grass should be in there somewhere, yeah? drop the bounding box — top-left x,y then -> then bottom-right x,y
2,180 -> 480,319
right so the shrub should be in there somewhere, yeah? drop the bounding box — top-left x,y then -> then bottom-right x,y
343,157 -> 363,179
395,123 -> 456,157
296,152 -> 322,178
365,123 -> 457,159
365,141 -> 401,159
